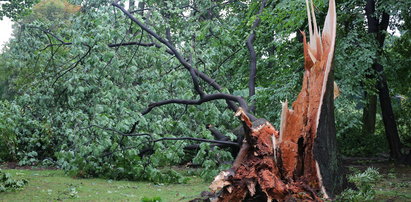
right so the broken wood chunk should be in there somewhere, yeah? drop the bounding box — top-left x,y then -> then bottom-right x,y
209,0 -> 342,201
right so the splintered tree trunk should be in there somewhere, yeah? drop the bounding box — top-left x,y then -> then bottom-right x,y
209,0 -> 342,201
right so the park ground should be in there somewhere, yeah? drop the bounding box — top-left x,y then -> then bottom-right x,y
0,159 -> 410,201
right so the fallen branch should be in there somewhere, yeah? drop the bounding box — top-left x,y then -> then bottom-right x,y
152,137 -> 239,146
51,43 -> 93,87
141,93 -> 248,115
107,41 -> 174,55
206,124 -> 229,141
112,2 -> 253,119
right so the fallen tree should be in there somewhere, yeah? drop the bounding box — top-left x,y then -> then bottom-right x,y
111,0 -> 342,200
207,0 -> 341,200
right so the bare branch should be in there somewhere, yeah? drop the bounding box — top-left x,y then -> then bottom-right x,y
189,67 -> 206,98
51,43 -> 93,87
184,143 -> 235,150
108,41 -> 155,47
152,137 -> 239,146
27,26 -> 72,45
141,93 -> 248,115
26,26 -> 73,51
89,123 -> 240,157
107,41 -> 174,55
206,124 -> 229,141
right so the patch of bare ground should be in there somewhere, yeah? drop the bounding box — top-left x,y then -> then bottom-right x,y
0,162 -> 58,170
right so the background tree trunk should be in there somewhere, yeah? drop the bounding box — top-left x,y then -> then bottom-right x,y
362,92 -> 377,136
365,0 -> 405,161
374,63 -> 403,160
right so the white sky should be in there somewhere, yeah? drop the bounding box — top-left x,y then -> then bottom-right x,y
0,17 -> 13,50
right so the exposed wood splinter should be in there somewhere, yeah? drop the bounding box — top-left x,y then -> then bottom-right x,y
209,0 -> 341,201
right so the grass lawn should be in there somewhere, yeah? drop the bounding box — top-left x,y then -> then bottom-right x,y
346,159 -> 411,201
1,160 -> 410,201
0,169 -> 209,201
373,163 -> 411,201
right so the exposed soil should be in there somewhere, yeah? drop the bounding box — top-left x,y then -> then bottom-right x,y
0,162 -> 58,170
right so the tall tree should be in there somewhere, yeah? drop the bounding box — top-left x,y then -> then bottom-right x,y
365,0 -> 407,162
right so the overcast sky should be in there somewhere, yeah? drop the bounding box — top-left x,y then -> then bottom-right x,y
0,17 -> 13,50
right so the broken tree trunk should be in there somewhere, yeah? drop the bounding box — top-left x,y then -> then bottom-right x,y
209,0 -> 342,201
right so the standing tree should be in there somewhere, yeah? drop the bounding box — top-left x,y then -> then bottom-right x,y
364,0 -> 410,163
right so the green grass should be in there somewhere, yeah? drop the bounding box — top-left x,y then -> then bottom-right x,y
0,169 -> 209,201
2,162 -> 410,201
374,165 -> 411,201
345,161 -> 411,202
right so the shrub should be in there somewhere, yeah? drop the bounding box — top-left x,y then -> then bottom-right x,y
0,169 -> 28,192
337,167 -> 382,201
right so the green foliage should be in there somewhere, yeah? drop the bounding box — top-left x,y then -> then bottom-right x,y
192,143 -> 233,181
0,0 -> 243,183
332,0 -> 411,157
23,0 -> 81,30
395,98 -> 411,148
337,167 -> 382,201
335,99 -> 388,157
0,101 -> 18,161
0,0 -> 39,20
384,12 -> 411,148
56,183 -> 79,200
0,100 -> 53,163
0,169 -> 28,192
141,196 -> 162,202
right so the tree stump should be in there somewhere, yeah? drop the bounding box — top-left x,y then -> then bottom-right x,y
209,0 -> 342,201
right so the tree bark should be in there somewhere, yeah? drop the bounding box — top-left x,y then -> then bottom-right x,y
374,63 -> 403,160
247,0 -> 267,113
362,0 -> 379,137
362,93 -> 377,136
